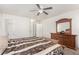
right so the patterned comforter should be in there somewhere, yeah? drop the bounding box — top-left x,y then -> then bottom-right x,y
3,37 -> 64,55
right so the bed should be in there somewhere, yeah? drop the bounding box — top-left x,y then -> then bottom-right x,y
3,37 -> 64,55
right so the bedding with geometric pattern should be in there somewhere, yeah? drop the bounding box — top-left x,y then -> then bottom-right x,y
3,37 -> 64,55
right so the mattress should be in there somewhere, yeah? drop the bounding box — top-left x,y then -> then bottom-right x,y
3,37 -> 64,55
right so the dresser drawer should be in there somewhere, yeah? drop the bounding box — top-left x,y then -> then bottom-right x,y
51,33 -> 76,49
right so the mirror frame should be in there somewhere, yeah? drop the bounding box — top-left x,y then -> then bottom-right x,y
56,18 -> 72,34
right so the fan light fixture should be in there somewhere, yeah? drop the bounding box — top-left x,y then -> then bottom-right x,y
31,19 -> 35,22
30,4 -> 53,16
39,10 -> 43,13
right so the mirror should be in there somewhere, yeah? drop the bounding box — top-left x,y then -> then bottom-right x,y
56,18 -> 72,34
57,22 -> 70,32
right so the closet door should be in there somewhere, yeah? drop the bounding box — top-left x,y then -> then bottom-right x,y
6,19 -> 30,39
5,19 -> 15,39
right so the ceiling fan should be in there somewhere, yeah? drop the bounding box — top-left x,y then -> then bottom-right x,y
30,4 -> 53,16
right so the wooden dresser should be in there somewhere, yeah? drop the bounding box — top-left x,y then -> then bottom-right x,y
51,33 -> 76,49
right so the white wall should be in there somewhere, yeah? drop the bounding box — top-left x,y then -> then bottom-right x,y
0,14 -> 7,36
0,13 -> 34,39
36,20 -> 56,37
37,10 -> 79,48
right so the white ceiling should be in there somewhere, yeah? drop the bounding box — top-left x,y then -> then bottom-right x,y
0,4 -> 79,21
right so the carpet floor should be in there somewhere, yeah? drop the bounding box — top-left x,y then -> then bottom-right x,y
64,48 -> 79,55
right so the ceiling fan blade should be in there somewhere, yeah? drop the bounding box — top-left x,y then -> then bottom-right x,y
43,11 -> 48,15
30,10 -> 38,12
43,7 -> 52,10
36,4 -> 41,9
37,12 -> 40,16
